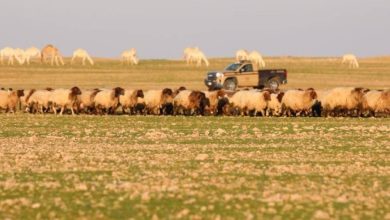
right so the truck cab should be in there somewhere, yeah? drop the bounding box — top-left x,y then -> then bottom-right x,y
204,61 -> 287,91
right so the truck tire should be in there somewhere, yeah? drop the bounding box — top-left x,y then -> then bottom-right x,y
223,79 -> 237,91
266,78 -> 279,90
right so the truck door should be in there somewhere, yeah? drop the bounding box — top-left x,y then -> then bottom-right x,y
237,64 -> 258,87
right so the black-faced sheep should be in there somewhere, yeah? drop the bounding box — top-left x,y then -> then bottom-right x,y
173,90 -> 210,115
119,89 -> 144,114
94,87 -> 125,114
50,87 -> 82,115
281,88 -> 317,116
0,89 -> 24,113
143,88 -> 174,115
321,87 -> 368,117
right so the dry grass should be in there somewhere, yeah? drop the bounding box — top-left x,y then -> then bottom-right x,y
1,56 -> 389,90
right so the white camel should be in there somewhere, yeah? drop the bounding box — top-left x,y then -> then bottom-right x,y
121,48 -> 139,65
71,48 -> 94,65
183,47 -> 209,67
23,47 -> 41,65
192,50 -> 209,67
248,51 -> 266,68
0,47 -> 24,65
342,54 -> 359,68
236,49 -> 249,62
183,47 -> 199,65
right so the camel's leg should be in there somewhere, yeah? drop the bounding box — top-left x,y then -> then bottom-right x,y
55,56 -> 59,66
82,57 -> 86,65
51,56 -> 54,66
59,56 -> 64,65
71,56 -> 75,65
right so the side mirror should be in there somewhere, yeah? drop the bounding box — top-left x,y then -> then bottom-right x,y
239,69 -> 244,73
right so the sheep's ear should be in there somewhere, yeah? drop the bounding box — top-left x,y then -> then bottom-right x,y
311,91 -> 318,99
17,90 -> 24,97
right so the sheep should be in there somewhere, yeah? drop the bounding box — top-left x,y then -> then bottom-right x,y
266,92 -> 285,116
281,88 -> 317,116
362,89 -> 390,117
173,90 -> 210,116
321,87 -> 368,117
94,87 -> 125,114
76,88 -> 101,114
203,90 -> 226,115
71,49 -> 94,66
143,88 -> 174,115
50,87 -> 82,115
228,90 -> 270,116
342,54 -> 359,68
26,88 -> 54,113
19,89 -> 35,112
119,89 -> 144,114
0,90 -> 24,113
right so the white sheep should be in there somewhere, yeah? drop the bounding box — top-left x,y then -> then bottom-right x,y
342,54 -> 359,68
363,89 -> 390,116
94,87 -> 125,114
26,88 -> 54,113
321,87 -> 367,117
282,88 -> 317,116
248,51 -> 265,68
50,87 -> 82,115
77,88 -> 101,113
236,49 -> 249,62
71,49 -> 94,66
121,48 -> 139,65
143,88 -> 174,115
120,89 -> 144,114
229,90 -> 270,116
266,92 -> 285,116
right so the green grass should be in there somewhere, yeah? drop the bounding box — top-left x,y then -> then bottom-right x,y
0,115 -> 389,219
0,57 -> 390,218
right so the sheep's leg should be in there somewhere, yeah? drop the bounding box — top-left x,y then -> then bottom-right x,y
70,106 -> 75,116
59,106 -> 65,115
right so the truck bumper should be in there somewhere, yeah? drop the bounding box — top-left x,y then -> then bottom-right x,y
204,79 -> 223,90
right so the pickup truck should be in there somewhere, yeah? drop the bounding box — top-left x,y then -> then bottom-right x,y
204,61 -> 287,91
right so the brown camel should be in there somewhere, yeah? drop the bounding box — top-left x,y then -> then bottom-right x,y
41,44 -> 64,66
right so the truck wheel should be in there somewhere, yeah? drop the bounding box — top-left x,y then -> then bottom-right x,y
266,78 -> 279,90
223,79 -> 237,91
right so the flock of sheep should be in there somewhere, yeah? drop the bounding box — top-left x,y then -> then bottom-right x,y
0,86 -> 388,117
0,45 -> 359,68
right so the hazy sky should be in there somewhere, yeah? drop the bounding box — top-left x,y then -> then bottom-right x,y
1,0 -> 389,58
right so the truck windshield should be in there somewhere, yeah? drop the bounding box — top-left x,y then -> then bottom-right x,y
224,63 -> 241,71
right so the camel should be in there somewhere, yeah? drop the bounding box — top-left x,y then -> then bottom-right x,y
121,48 -> 139,65
183,47 -> 209,67
23,47 -> 41,65
183,47 -> 199,65
248,51 -> 266,68
236,49 -> 249,62
0,47 -> 24,65
41,44 -> 65,66
342,54 -> 359,68
71,48 -> 94,66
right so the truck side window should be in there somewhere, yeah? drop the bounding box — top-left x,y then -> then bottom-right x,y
241,64 -> 253,73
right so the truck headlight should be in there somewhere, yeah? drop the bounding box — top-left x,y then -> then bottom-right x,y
216,72 -> 224,78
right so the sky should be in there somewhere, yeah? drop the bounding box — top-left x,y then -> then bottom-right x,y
1,0 -> 389,59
